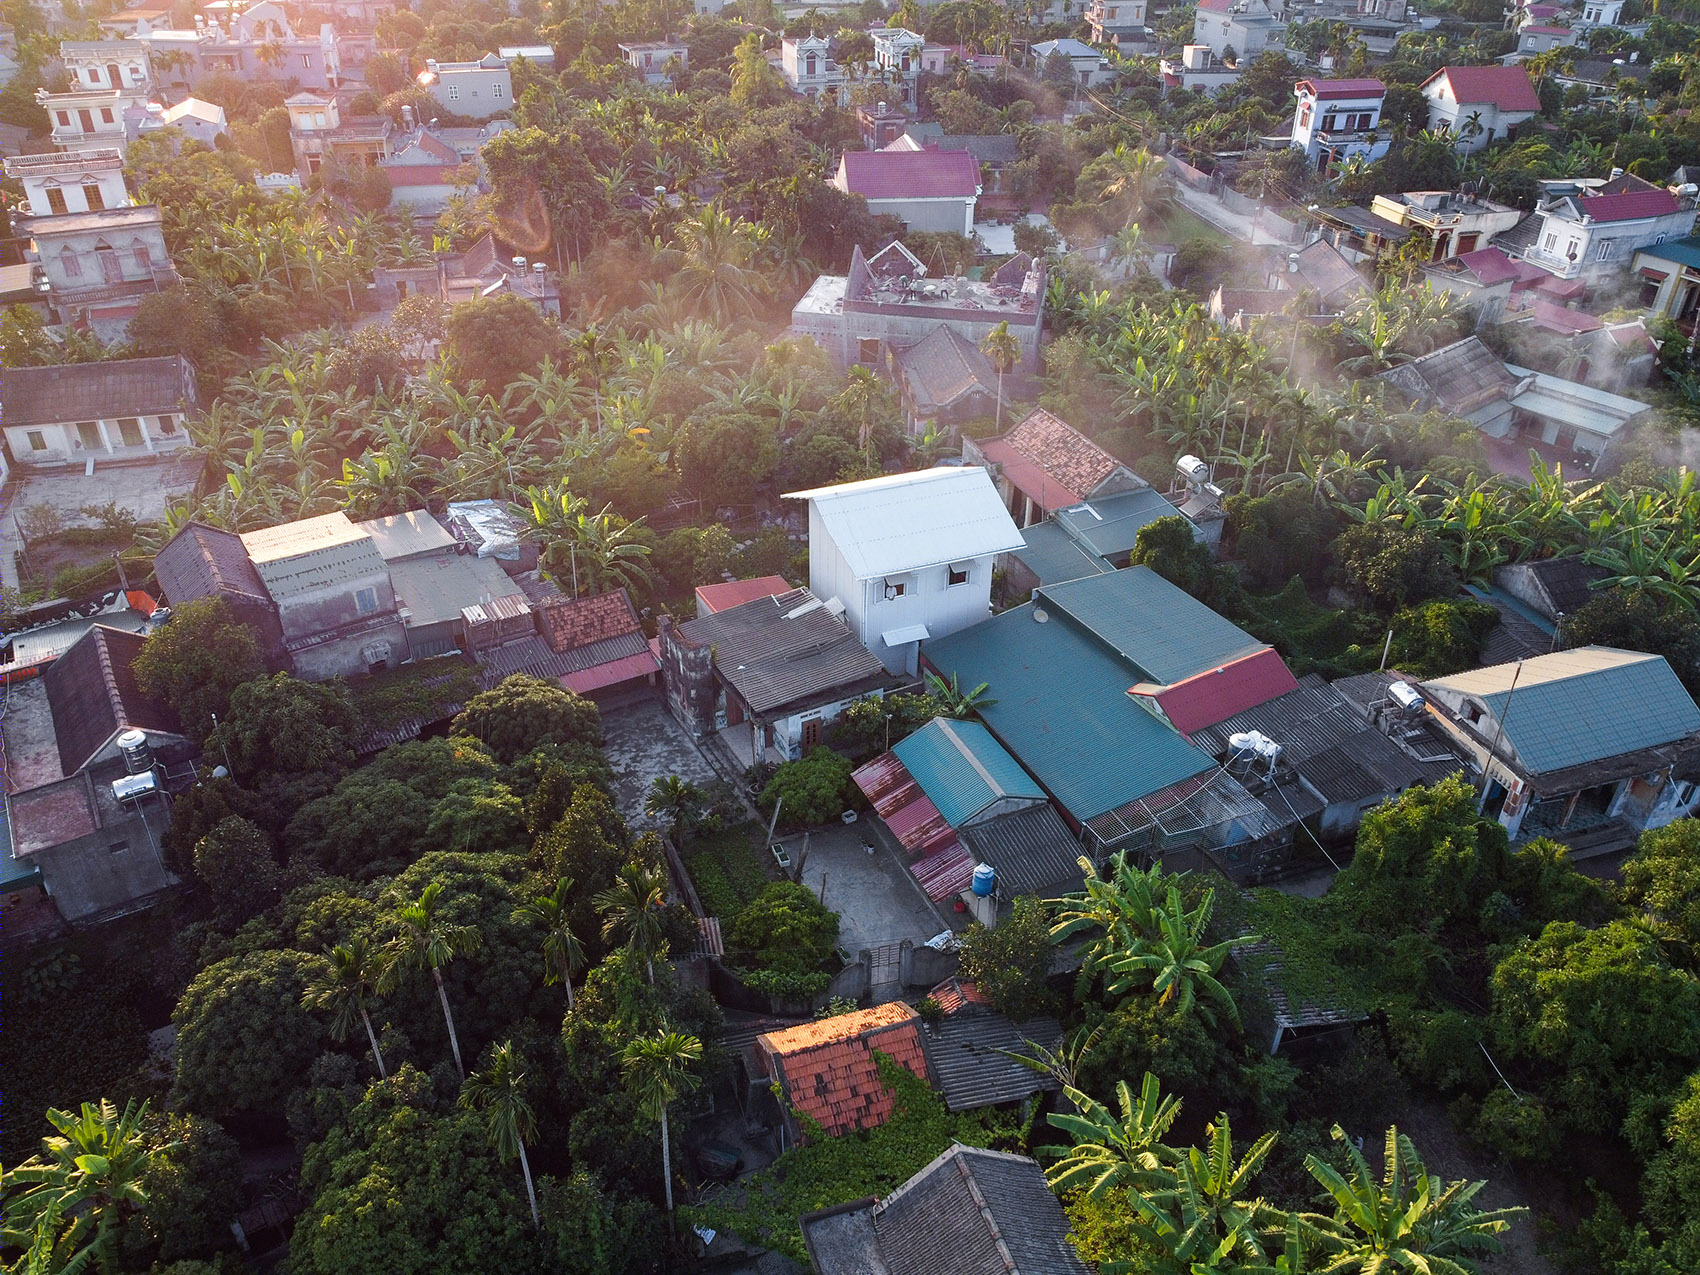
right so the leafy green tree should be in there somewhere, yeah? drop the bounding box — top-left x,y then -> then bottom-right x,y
378,882 -> 484,1078
460,1041 -> 540,1229
535,1170 -> 666,1275
446,292 -> 558,393
172,951 -> 328,1118
302,935 -> 389,1080
208,673 -> 360,814
1042,1071 -> 1182,1199
424,778 -> 528,855
619,1029 -> 703,1215
958,895 -> 1057,1021
127,1112 -> 242,1265
1301,1125 -> 1525,1273
1563,588 -> 1700,696
1333,521 -> 1458,612
514,877 -> 588,1011
730,33 -> 786,106
1385,598 -> 1499,678
452,674 -> 602,764
131,599 -> 267,741
1131,517 -> 1221,601
192,816 -> 285,924
727,880 -> 839,998
979,320 -> 1021,432
1108,886 -> 1254,1028
645,775 -> 705,848
0,304 -> 54,367
1,1099 -> 174,1275
1620,819 -> 1700,962
596,861 -> 669,983
758,747 -> 856,829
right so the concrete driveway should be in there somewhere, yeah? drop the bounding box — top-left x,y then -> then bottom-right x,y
790,822 -> 948,955
600,696 -> 726,833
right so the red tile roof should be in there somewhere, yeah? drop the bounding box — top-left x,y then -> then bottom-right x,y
695,575 -> 791,615
1526,298 -> 1603,335
838,149 -> 980,200
1135,647 -> 1301,737
978,408 -> 1126,510
759,1004 -> 931,1138
537,589 -> 642,653
1577,188 -> 1682,222
1425,65 -> 1540,113
927,976 -> 990,1015
1455,246 -> 1519,286
1296,78 -> 1385,99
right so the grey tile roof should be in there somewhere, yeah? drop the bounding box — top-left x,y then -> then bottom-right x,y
2,355 -> 195,429
677,588 -> 893,716
1506,557 -> 1612,620
958,804 -> 1087,897
475,630 -> 649,688
152,521 -> 272,609
924,1012 -> 1063,1112
42,625 -> 180,776
1493,211 -> 1542,252
893,325 -> 997,412
1375,337 -> 1516,416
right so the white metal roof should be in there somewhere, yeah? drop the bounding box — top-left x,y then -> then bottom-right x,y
240,511 -> 368,563
356,509 -> 456,561
785,467 -> 1024,579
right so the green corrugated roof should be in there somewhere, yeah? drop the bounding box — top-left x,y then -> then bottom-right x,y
1013,521 -> 1112,587
1038,567 -> 1266,685
1054,489 -> 1192,559
892,718 -> 1046,827
1424,647 -> 1700,774
923,597 -> 1214,823
1636,235 -> 1700,270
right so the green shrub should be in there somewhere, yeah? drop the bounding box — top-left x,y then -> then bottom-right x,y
758,748 -> 855,829
1473,1089 -> 1561,1163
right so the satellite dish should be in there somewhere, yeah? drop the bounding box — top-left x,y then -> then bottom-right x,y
1033,607 -> 1049,623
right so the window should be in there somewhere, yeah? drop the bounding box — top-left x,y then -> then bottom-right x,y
83,182 -> 104,211
118,418 -> 143,446
857,336 -> 880,363
948,563 -> 970,586
59,246 -> 82,278
1596,240 -> 1614,261
806,52 -> 817,75
1321,114 -> 1337,131
300,53 -> 311,68
45,186 -> 68,215
883,578 -> 907,598
86,68 -> 98,83
56,110 -> 69,127
354,586 -> 379,614
1298,103 -> 1311,128
447,83 -> 459,99
157,415 -> 177,436
25,431 -> 45,451
801,717 -> 823,748
99,108 -> 114,124
492,82 -> 503,98
133,241 -> 152,270
1543,233 -> 1557,252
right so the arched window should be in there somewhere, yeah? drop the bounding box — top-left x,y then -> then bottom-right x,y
132,239 -> 153,271
58,245 -> 82,278
94,239 -> 121,283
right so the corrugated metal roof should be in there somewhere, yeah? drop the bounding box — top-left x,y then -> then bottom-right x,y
1144,647 -> 1301,736
356,509 -> 457,560
924,591 -> 1215,823
1052,488 -> 1192,559
695,575 -> 792,614
388,553 -> 523,628
1038,567 -> 1268,685
892,718 -> 1044,827
561,649 -> 658,694
1190,678 -> 1370,761
784,469 -> 1024,579
924,1012 -> 1063,1111
677,588 -> 893,715
476,630 -> 652,688
1422,646 -> 1700,775
959,804 -> 1087,897
240,511 -> 370,564
1013,521 -> 1112,587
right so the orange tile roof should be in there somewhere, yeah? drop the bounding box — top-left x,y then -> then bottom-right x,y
759,1003 -> 931,1138
926,977 -> 990,1016
537,589 -> 641,653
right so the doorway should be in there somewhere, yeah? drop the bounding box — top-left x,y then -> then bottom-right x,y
77,422 -> 102,450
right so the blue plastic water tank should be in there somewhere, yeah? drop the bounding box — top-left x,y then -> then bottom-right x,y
971,863 -> 996,897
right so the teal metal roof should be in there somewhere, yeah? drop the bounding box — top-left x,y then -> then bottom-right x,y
1424,647 -> 1700,775
1013,521 -> 1112,587
923,597 -> 1215,823
1636,235 -> 1700,270
892,718 -> 1046,827
1053,489 -> 1193,560
1038,567 -> 1267,686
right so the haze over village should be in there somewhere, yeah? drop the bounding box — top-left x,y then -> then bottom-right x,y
5,0 -> 1700,1272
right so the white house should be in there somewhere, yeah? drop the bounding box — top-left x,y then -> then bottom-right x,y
3,147 -> 129,217
871,26 -> 926,107
1032,37 -> 1116,89
421,53 -> 511,118
785,468 -> 1024,676
833,149 -> 979,235
780,34 -> 844,100
1577,0 -> 1624,26
618,39 -> 687,85
1160,44 -> 1242,95
1290,78 -> 1389,170
1420,65 -> 1540,152
159,97 -> 227,147
1192,0 -> 1285,60
38,86 -> 149,153
1087,0 -> 1148,43
0,355 -> 197,467
1369,189 -> 1523,260
57,39 -> 151,92
1517,25 -> 1578,55
1520,183 -> 1697,281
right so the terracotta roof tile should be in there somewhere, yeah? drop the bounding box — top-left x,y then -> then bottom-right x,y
536,588 -> 643,653
759,1004 -> 932,1138
980,407 -> 1125,508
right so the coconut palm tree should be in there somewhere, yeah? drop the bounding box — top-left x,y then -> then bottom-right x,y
595,861 -> 669,982
980,320 -> 1022,432
1,1098 -> 176,1275
513,878 -> 587,1011
1041,1071 -> 1183,1199
459,1041 -> 540,1229
1108,886 -> 1255,1027
619,1029 -> 703,1217
1300,1125 -> 1526,1273
303,935 -> 389,1079
378,882 -> 483,1078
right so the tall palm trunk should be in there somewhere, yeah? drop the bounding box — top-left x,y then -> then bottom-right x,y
360,1005 -> 388,1080
564,979 -> 575,1012
518,1142 -> 539,1228
433,967 -> 465,1077
660,1105 -> 675,1215
995,367 -> 1006,431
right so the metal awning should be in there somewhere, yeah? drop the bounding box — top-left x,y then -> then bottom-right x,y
881,623 -> 931,646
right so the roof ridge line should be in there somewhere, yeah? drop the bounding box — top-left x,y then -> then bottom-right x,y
934,717 -> 1006,798
956,1154 -> 1020,1275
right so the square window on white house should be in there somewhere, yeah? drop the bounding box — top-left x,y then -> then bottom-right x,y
493,83 -> 504,98
157,415 -> 177,436
1543,233 -> 1557,251
301,53 -> 311,67
26,431 -> 45,451
354,586 -> 379,614
100,108 -> 114,123
447,83 -> 460,99
948,564 -> 970,586
56,110 -> 69,126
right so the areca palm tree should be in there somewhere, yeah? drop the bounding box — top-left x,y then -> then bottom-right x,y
646,775 -> 706,847
1,1098 -> 174,1275
459,1041 -> 540,1229
379,882 -> 483,1078
619,1029 -> 703,1217
980,321 -> 1022,432
303,935 -> 389,1079
514,877 -> 587,1011
1042,1072 -> 1183,1199
595,861 -> 669,982
1300,1125 -> 1525,1274
1108,886 -> 1255,1027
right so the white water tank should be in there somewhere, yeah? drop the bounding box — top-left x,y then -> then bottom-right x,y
116,729 -> 153,775
1389,681 -> 1425,714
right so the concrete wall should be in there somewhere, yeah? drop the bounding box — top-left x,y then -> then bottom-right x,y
430,67 -> 512,117
866,194 -> 974,236
35,221 -> 169,297
657,615 -> 717,737
5,412 -> 187,466
290,617 -> 409,679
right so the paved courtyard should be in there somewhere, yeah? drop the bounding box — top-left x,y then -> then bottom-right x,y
600,696 -> 726,833
790,821 -> 948,955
